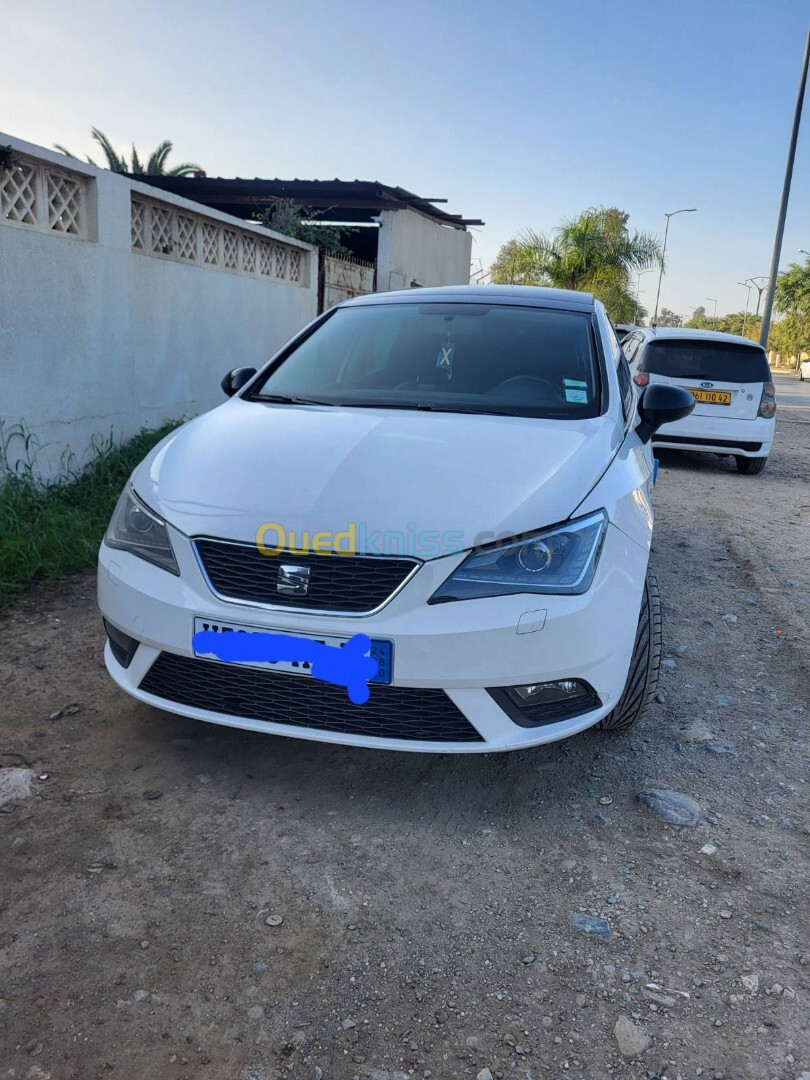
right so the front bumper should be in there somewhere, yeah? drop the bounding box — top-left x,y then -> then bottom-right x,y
98,522 -> 647,753
653,413 -> 775,457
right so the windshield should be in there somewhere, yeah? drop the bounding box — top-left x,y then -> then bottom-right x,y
639,340 -> 770,382
248,302 -> 601,418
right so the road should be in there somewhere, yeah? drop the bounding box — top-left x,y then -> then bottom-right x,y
1,408 -> 809,1080
773,369 -> 810,421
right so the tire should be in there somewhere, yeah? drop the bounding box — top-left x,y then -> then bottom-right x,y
735,455 -> 768,475
598,567 -> 661,733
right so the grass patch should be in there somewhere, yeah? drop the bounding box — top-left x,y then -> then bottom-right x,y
0,422 -> 181,608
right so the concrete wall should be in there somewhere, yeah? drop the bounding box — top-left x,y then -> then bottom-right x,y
376,208 -> 472,292
0,133 -> 317,481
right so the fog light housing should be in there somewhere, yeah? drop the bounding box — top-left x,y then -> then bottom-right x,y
103,619 -> 139,669
489,679 -> 601,727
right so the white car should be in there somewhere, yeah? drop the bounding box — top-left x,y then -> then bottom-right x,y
98,286 -> 694,753
800,357 -> 810,380
623,327 -> 776,474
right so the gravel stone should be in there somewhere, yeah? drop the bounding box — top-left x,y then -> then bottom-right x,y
568,913 -> 612,941
636,789 -> 700,826
613,1015 -> 651,1059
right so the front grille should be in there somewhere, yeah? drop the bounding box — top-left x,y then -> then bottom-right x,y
194,538 -> 418,613
140,652 -> 483,743
654,435 -> 763,452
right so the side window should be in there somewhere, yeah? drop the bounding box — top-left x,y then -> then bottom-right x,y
605,320 -> 636,426
623,334 -> 640,363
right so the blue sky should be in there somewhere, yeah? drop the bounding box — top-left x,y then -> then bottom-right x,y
4,0 -> 809,318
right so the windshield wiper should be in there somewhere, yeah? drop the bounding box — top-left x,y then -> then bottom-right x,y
254,393 -> 334,406
333,400 -> 518,416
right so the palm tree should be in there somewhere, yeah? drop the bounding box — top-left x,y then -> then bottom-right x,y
54,128 -> 202,176
491,207 -> 662,323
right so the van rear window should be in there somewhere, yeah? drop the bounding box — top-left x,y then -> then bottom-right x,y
639,340 -> 770,383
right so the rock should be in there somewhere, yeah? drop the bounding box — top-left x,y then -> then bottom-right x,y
700,843 -> 718,855
636,789 -> 700,826
476,1070 -> 494,1080
247,1005 -> 264,1020
568,913 -> 611,941
311,1069 -> 323,1080
706,742 -> 738,756
592,813 -> 610,827
628,965 -> 646,982
48,710 -> 63,720
613,1015 -> 651,1059
721,614 -> 738,623
755,920 -> 774,933
265,914 -> 283,927
522,953 -> 536,965
0,768 -> 38,808
142,789 -> 163,800
661,659 -> 678,671
741,973 -> 759,994
719,910 -> 732,920
252,962 -> 268,975
643,990 -> 677,1007
599,796 -> 613,805
655,691 -> 667,704
674,722 -> 715,743
341,1018 -> 356,1030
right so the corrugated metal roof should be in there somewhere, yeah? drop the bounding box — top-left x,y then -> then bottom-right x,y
127,176 -> 484,229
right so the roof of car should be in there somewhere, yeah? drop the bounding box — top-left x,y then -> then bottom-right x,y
638,327 -> 765,349
342,284 -> 596,312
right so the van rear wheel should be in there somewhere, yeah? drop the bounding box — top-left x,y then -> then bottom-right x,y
735,456 -> 767,475
599,567 -> 661,733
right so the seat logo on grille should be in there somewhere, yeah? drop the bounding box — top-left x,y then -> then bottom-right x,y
277,564 -> 311,596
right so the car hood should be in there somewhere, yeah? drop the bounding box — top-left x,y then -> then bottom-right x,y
132,400 -> 620,557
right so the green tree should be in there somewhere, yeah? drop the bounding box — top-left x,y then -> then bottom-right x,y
490,207 -> 662,322
253,200 -> 357,255
54,127 -> 202,176
772,259 -> 810,365
656,308 -> 683,327
684,306 -> 712,330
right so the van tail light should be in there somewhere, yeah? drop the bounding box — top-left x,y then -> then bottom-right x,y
633,372 -> 649,387
759,382 -> 776,418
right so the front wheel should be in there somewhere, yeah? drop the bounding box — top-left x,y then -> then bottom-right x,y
599,567 -> 661,733
735,455 -> 768,475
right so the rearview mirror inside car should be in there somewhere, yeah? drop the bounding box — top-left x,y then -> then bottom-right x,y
635,384 -> 695,443
221,367 -> 257,397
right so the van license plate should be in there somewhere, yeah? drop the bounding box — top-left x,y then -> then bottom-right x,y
688,388 -> 731,405
193,617 -> 393,684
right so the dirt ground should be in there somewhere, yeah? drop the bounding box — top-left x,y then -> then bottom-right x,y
2,388 -> 809,1080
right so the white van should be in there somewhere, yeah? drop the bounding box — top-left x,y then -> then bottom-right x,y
623,328 -> 775,474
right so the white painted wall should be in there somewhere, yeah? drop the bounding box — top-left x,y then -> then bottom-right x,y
376,207 -> 472,292
0,133 -> 317,481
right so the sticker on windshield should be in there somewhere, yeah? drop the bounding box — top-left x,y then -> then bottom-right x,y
563,378 -> 588,404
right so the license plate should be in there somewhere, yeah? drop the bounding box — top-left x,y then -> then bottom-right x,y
688,388 -> 731,405
192,617 -> 392,684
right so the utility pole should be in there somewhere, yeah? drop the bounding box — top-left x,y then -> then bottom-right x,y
706,297 -> 718,327
652,208 -> 697,325
760,28 -> 810,348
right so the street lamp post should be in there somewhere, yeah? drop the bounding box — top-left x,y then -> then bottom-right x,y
737,280 -> 753,335
652,207 -> 697,326
706,297 -> 718,328
748,276 -> 769,315
800,249 -> 810,257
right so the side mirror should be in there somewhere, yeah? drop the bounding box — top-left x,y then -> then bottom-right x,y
635,383 -> 695,443
221,367 -> 257,397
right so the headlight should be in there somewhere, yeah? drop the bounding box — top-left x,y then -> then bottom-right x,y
104,488 -> 179,575
429,510 -> 608,602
